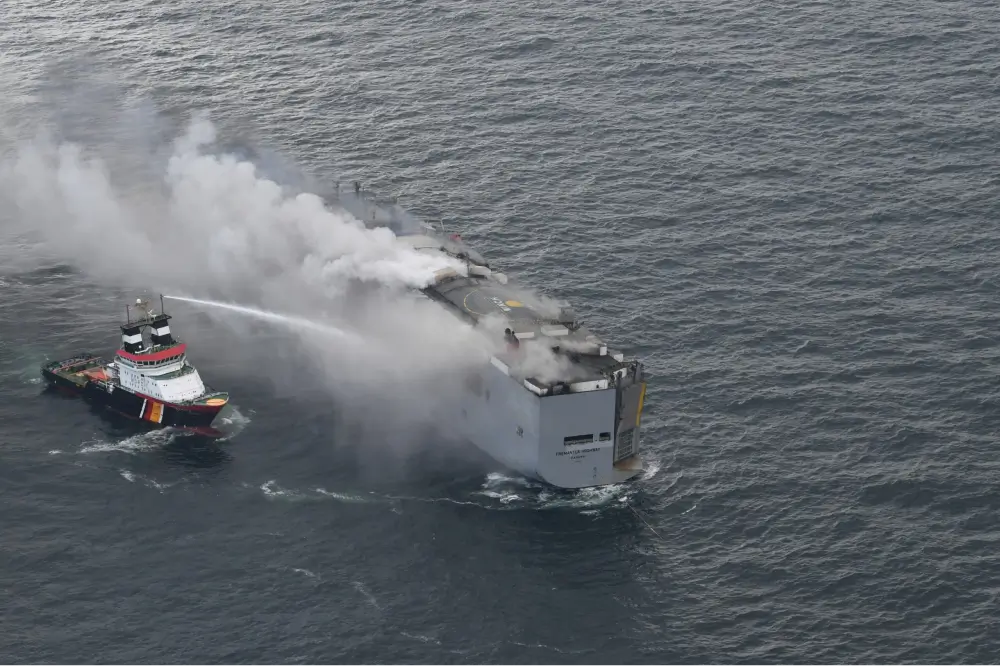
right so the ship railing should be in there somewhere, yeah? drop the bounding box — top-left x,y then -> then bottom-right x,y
123,312 -> 170,328
155,365 -> 196,381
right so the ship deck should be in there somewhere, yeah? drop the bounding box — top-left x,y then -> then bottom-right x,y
43,354 -> 107,385
330,183 -> 637,388
424,276 -> 561,328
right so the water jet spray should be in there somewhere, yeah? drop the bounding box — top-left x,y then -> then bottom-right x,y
163,294 -> 360,343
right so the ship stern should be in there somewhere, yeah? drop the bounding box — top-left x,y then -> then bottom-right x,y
534,369 -> 646,489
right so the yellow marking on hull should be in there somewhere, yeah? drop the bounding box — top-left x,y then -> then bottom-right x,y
204,398 -> 227,407
635,382 -> 647,428
504,300 -> 523,307
147,401 -> 163,424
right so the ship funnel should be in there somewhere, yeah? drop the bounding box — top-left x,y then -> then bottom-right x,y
150,318 -> 174,346
122,325 -> 143,354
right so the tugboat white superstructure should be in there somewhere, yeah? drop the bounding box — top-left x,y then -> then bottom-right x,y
41,296 -> 229,431
335,183 -> 646,488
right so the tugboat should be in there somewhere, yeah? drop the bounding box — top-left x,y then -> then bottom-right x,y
41,296 -> 229,430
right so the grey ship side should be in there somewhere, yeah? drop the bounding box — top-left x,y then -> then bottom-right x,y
333,182 -> 646,488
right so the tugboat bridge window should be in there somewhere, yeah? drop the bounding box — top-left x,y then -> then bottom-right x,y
131,355 -> 182,367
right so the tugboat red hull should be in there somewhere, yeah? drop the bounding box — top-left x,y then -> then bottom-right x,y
42,366 -> 225,430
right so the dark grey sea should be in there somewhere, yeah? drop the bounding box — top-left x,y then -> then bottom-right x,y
3,0 -> 1000,663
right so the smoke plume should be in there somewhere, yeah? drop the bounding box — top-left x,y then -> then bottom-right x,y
0,107 -> 506,450
1,114 -> 465,298
0,82 -> 585,476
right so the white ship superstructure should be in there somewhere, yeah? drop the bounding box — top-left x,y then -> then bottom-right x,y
334,183 -> 646,488
40,297 -> 229,430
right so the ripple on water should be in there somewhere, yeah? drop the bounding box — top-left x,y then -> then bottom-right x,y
4,0 -> 1000,663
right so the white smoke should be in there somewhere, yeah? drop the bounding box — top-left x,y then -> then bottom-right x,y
0,111 -> 502,443
1,114 -> 464,298
0,103 -> 583,471
513,340 -> 575,384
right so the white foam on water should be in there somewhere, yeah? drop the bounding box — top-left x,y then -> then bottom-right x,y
118,468 -> 176,493
483,471 -> 544,490
290,567 -> 320,580
256,480 -> 372,504
539,483 -> 636,510
79,428 -> 177,455
474,471 -> 637,511
352,581 -> 381,610
218,406 -> 252,427
259,479 -> 304,500
509,641 -> 591,655
214,405 -> 251,441
387,494 -> 488,508
313,487 -> 369,503
248,474 -> 633,514
640,458 -> 663,481
479,489 -> 521,504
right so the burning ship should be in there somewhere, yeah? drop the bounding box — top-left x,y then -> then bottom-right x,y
334,182 -> 647,489
41,297 -> 229,430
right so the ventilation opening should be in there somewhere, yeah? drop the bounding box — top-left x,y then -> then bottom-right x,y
615,429 -> 636,461
563,434 -> 594,447
599,432 -> 611,441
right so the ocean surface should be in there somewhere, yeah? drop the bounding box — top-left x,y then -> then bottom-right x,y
3,0 -> 1000,663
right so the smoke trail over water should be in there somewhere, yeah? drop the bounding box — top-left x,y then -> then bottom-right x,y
0,104 -> 502,462
2,114 -> 465,297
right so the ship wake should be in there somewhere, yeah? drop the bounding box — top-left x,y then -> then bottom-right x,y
475,472 -> 640,511
76,428 -> 179,455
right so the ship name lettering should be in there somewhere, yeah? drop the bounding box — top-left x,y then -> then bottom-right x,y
556,447 -> 601,457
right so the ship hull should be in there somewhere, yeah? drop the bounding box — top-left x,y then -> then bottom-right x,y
42,368 -> 224,429
458,360 -> 645,489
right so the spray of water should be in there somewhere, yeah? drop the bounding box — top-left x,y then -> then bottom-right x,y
163,294 -> 360,343
0,83 -> 568,477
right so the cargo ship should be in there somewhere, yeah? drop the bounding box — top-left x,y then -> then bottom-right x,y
333,182 -> 647,488
41,297 -> 229,430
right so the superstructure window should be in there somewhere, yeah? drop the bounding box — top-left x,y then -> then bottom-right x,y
563,434 -> 594,446
599,432 -> 611,441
